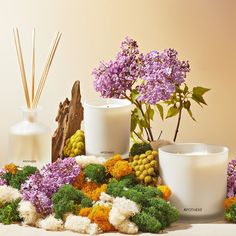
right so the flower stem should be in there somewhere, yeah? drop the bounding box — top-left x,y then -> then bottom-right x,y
125,94 -> 154,142
133,131 -> 146,142
173,93 -> 183,142
137,102 -> 154,142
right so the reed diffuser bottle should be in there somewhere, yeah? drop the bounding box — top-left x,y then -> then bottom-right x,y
9,28 -> 61,168
9,107 -> 51,168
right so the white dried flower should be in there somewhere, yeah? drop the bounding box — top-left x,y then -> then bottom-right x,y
18,200 -> 40,225
75,155 -> 105,168
112,197 -> 140,217
36,214 -> 63,231
93,192 -> 114,207
99,192 -> 114,203
87,223 -> 101,235
109,196 -> 140,233
0,185 -> 21,204
116,219 -> 139,234
64,214 -> 99,235
109,207 -> 126,226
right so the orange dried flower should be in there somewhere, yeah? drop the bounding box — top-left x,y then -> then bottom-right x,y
110,160 -> 133,179
82,182 -> 99,193
104,155 -> 122,173
79,207 -> 92,217
82,182 -> 107,201
158,185 -> 172,200
4,163 -> 17,175
91,184 -> 107,201
88,205 -> 115,232
72,171 -> 85,189
224,197 -> 236,210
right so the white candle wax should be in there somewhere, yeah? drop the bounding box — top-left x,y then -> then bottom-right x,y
84,98 -> 131,158
159,143 -> 228,219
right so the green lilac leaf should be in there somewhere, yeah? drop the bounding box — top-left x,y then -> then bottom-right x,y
156,104 -> 164,120
145,105 -> 154,121
187,109 -> 196,121
192,94 -> 207,105
131,89 -> 139,102
166,106 -> 179,119
193,87 -> 210,96
183,84 -> 189,94
131,115 -> 138,131
139,119 -> 149,128
183,101 -> 191,110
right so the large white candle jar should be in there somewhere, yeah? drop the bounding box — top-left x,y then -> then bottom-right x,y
8,107 -> 51,168
159,143 -> 228,219
84,98 -> 131,158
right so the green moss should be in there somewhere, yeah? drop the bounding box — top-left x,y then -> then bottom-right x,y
130,143 -> 152,156
52,184 -> 92,219
84,164 -> 106,183
225,203 -> 236,223
0,198 -> 21,224
131,211 -> 162,233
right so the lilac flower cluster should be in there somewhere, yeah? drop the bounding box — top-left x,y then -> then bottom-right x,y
0,168 -> 7,186
138,49 -> 190,104
21,158 -> 80,215
227,159 -> 236,198
93,37 -> 141,98
93,37 -> 190,104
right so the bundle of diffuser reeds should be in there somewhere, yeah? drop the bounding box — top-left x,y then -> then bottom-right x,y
9,29 -> 61,168
13,28 -> 61,108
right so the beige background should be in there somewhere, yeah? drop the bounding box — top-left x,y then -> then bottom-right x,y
0,0 -> 235,165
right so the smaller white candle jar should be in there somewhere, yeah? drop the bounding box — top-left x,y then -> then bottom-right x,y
84,98 -> 131,157
159,143 -> 228,219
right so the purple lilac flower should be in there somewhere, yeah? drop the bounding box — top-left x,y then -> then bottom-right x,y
21,158 -> 80,215
93,37 -> 141,98
0,168 -> 7,186
138,49 -> 190,104
93,38 -> 190,105
227,159 -> 236,197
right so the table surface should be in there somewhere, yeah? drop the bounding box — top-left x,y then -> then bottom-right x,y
1,220 -> 236,236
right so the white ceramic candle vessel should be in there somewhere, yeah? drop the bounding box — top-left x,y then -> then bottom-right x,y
159,143 -> 228,219
84,98 -> 131,158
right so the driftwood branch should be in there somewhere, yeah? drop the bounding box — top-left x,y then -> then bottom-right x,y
52,81 -> 83,162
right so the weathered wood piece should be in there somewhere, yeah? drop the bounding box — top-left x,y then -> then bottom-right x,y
52,81 -> 83,162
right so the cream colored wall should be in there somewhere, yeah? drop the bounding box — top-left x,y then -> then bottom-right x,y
0,0 -> 235,165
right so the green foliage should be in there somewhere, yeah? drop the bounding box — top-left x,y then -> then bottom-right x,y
131,211 -> 162,233
52,184 -> 92,219
225,203 -> 236,223
156,104 -> 164,120
84,164 -> 106,183
165,84 -> 210,141
166,106 -> 180,119
130,83 -> 210,143
2,166 -> 38,189
0,198 -> 21,224
129,142 -> 153,156
165,84 -> 210,120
